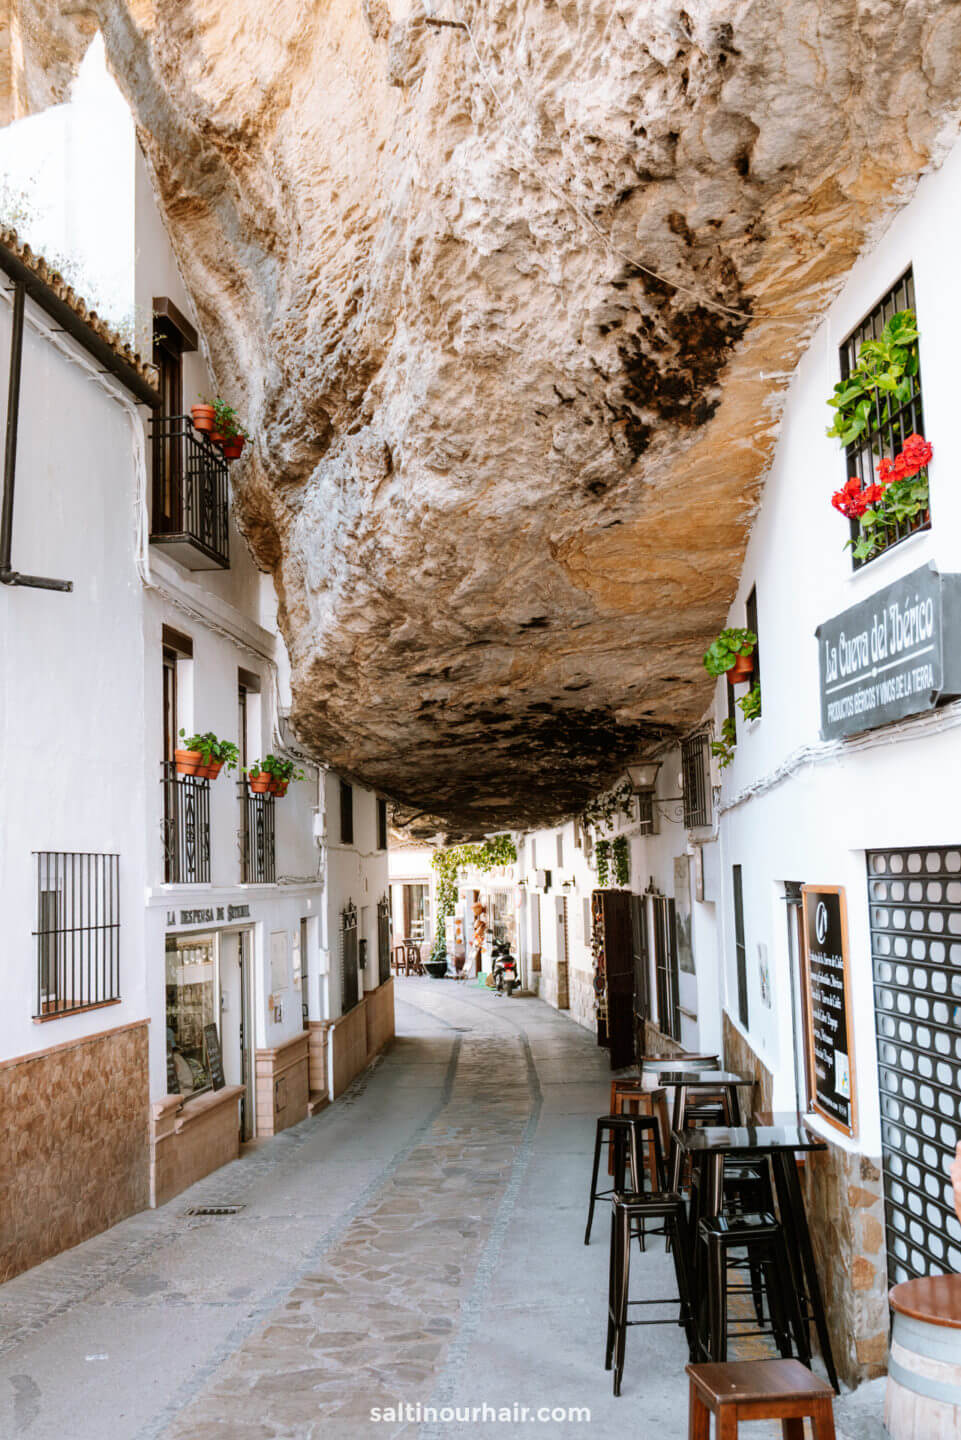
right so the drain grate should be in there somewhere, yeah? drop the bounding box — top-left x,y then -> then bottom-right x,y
183,1204 -> 244,1217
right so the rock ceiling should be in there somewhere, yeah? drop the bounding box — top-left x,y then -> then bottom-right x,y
15,0 -> 961,835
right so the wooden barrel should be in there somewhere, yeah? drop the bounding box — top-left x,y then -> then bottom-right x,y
887,1275 -> 961,1439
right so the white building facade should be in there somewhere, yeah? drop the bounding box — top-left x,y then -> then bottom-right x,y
0,46 -> 391,1284
521,128 -> 961,1389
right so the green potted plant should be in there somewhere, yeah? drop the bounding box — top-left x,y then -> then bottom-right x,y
703,628 -> 757,685
190,401 -> 215,433
246,755 -> 305,797
176,730 -> 240,780
210,398 -> 249,460
737,683 -> 762,722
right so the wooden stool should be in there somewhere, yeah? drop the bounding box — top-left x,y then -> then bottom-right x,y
609,1079 -> 670,1178
687,1358 -> 836,1438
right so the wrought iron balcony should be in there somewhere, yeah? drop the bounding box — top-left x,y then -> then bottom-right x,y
241,786 -> 276,884
162,763 -> 211,884
150,414 -> 230,570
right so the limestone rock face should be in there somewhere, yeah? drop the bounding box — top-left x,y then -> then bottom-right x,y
21,0 -> 961,833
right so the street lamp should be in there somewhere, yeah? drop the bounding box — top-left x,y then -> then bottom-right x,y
626,761 -> 661,794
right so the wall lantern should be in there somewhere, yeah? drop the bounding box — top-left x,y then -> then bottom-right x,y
626,761 -> 661,794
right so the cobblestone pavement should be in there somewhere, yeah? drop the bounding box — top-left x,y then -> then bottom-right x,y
0,982 -> 885,1439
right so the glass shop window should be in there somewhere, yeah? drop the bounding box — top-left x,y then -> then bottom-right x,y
166,933 -> 217,1097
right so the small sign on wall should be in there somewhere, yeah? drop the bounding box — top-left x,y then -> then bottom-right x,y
801,885 -> 857,1137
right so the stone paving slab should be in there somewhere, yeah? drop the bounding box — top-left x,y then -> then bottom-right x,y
0,983 -> 885,1439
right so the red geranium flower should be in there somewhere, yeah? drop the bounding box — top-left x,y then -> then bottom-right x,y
900,433 -> 933,476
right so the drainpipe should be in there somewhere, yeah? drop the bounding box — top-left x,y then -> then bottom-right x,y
0,282 -> 72,591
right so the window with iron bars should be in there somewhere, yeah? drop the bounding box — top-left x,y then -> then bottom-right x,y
840,268 -> 928,569
637,791 -> 658,836
681,732 -> 713,829
33,852 -> 120,1019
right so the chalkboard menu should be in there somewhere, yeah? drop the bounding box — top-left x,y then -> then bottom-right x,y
801,885 -> 857,1136
203,1022 -> 226,1092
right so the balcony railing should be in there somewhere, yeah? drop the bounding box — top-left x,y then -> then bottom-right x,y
162,763 -> 211,884
150,414 -> 230,570
241,787 -> 276,884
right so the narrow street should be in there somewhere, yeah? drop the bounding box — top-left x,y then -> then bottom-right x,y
0,982 -> 882,1439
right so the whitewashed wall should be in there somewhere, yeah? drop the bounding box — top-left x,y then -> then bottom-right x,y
0,292 -> 149,1065
710,128 -> 961,1157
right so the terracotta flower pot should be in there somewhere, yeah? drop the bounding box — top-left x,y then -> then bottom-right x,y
248,773 -> 272,794
727,652 -> 754,685
221,436 -> 245,461
191,404 -> 215,433
210,430 -> 226,447
174,749 -> 204,776
268,777 -> 289,797
201,758 -> 224,781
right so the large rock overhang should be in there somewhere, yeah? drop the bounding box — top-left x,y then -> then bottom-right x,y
16,0 -> 961,834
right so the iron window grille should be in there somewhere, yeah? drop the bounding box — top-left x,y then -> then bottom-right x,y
149,414 -> 230,570
681,732 -> 713,829
241,786 -> 276,884
162,763 -> 211,884
377,895 -> 391,986
637,791 -> 658,836
341,900 -> 360,1012
33,852 -> 120,1018
841,268 -> 928,569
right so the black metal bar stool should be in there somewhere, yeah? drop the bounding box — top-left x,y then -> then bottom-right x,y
696,1213 -> 808,1364
606,1190 -> 697,1396
585,1114 -> 660,1244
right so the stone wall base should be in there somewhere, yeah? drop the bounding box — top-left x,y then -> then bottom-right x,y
255,1031 -> 309,1137
0,1020 -> 150,1282
322,978 -> 396,1099
365,977 -> 395,1058
722,1012 -> 774,1114
150,1085 -> 244,1208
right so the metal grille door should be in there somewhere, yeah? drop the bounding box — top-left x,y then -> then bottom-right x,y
869,846 -> 961,1285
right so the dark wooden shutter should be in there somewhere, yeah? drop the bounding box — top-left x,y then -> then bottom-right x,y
377,798 -> 388,851
733,864 -> 749,1029
340,780 -> 354,845
631,894 -> 649,1028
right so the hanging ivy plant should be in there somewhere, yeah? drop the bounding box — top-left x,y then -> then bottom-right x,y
711,716 -> 737,770
825,310 -> 919,448
737,683 -> 762,722
595,839 -> 611,888
429,834 -> 517,962
612,835 -> 630,888
580,779 -> 634,835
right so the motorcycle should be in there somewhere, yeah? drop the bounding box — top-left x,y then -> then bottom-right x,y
491,937 -> 520,996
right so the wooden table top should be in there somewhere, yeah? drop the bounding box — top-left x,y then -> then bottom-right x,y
890,1273 -> 961,1328
687,1358 -> 834,1403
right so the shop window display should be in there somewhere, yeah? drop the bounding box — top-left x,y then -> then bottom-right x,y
166,933 -> 217,1096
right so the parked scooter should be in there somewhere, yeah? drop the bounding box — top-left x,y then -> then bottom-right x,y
491,937 -> 519,996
